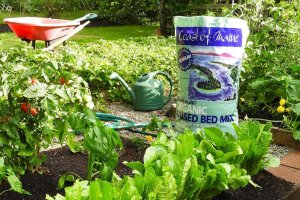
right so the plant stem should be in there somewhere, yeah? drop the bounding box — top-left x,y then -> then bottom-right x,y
65,172 -> 84,181
0,189 -> 12,196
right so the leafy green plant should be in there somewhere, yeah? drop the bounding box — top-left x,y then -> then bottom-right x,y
272,80 -> 300,140
0,45 -> 123,194
48,121 -> 278,200
244,77 -> 300,141
58,109 -> 123,190
0,47 -> 91,172
199,1 -> 300,141
82,37 -> 177,102
233,121 -> 279,175
235,0 -> 300,119
97,0 -> 159,25
0,36 -> 176,189
131,136 -> 146,150
143,116 -> 173,133
0,157 -> 30,196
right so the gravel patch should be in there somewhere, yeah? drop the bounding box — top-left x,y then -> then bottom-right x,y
106,100 -> 290,160
106,99 -> 175,123
269,144 -> 290,159
104,99 -> 176,137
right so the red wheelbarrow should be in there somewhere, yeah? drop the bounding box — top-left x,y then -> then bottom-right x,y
4,13 -> 97,50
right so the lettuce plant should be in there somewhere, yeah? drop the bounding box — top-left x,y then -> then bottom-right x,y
48,121 -> 278,200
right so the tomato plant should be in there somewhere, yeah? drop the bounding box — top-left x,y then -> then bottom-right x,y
0,46 -> 120,195
59,77 -> 68,85
31,78 -> 38,85
20,102 -> 30,113
30,107 -> 38,116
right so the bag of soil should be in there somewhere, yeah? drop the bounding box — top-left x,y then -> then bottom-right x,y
174,16 -> 249,136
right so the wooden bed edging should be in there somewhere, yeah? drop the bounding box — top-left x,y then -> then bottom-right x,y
283,184 -> 300,200
271,128 -> 300,149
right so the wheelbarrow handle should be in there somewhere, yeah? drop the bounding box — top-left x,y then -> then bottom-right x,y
73,13 -> 97,22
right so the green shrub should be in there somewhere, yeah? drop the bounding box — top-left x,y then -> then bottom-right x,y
81,37 -> 177,102
228,1 -> 300,119
0,37 -> 177,106
97,0 -> 159,25
5,0 -> 159,24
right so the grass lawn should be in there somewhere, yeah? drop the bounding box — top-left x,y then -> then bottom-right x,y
73,25 -> 158,43
0,25 -> 158,50
0,11 -> 159,50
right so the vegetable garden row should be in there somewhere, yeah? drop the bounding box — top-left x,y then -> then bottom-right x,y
0,0 -> 300,199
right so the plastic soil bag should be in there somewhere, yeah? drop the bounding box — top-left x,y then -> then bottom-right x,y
174,16 -> 249,136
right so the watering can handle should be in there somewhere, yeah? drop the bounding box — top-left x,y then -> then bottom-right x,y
152,71 -> 173,105
73,13 -> 98,22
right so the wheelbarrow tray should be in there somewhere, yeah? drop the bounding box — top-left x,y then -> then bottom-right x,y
4,17 -> 80,41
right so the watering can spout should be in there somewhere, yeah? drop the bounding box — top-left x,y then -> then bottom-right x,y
110,72 -> 136,103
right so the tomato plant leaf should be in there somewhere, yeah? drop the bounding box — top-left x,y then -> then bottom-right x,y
7,174 -> 31,195
23,82 -> 47,98
17,149 -> 34,157
66,134 -> 82,153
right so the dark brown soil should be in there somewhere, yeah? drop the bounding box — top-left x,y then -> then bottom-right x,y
213,170 -> 297,200
0,137 -> 145,200
0,137 -> 297,200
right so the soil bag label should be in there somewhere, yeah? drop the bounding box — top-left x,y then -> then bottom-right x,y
174,16 -> 249,136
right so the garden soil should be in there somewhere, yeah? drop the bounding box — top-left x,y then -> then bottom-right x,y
0,137 -> 146,200
0,137 -> 296,200
213,170 -> 297,200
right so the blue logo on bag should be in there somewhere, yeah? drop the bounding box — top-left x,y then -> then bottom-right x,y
178,48 -> 193,71
176,27 -> 242,47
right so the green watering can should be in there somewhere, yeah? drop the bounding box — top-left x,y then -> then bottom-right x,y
110,71 -> 173,111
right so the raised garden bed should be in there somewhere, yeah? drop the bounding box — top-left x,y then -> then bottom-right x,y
271,128 -> 300,150
0,136 -> 145,200
0,136 -> 298,200
213,170 -> 298,200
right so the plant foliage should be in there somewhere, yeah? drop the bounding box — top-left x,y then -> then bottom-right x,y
4,0 -> 159,23
47,121 -> 278,200
0,45 -> 122,194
